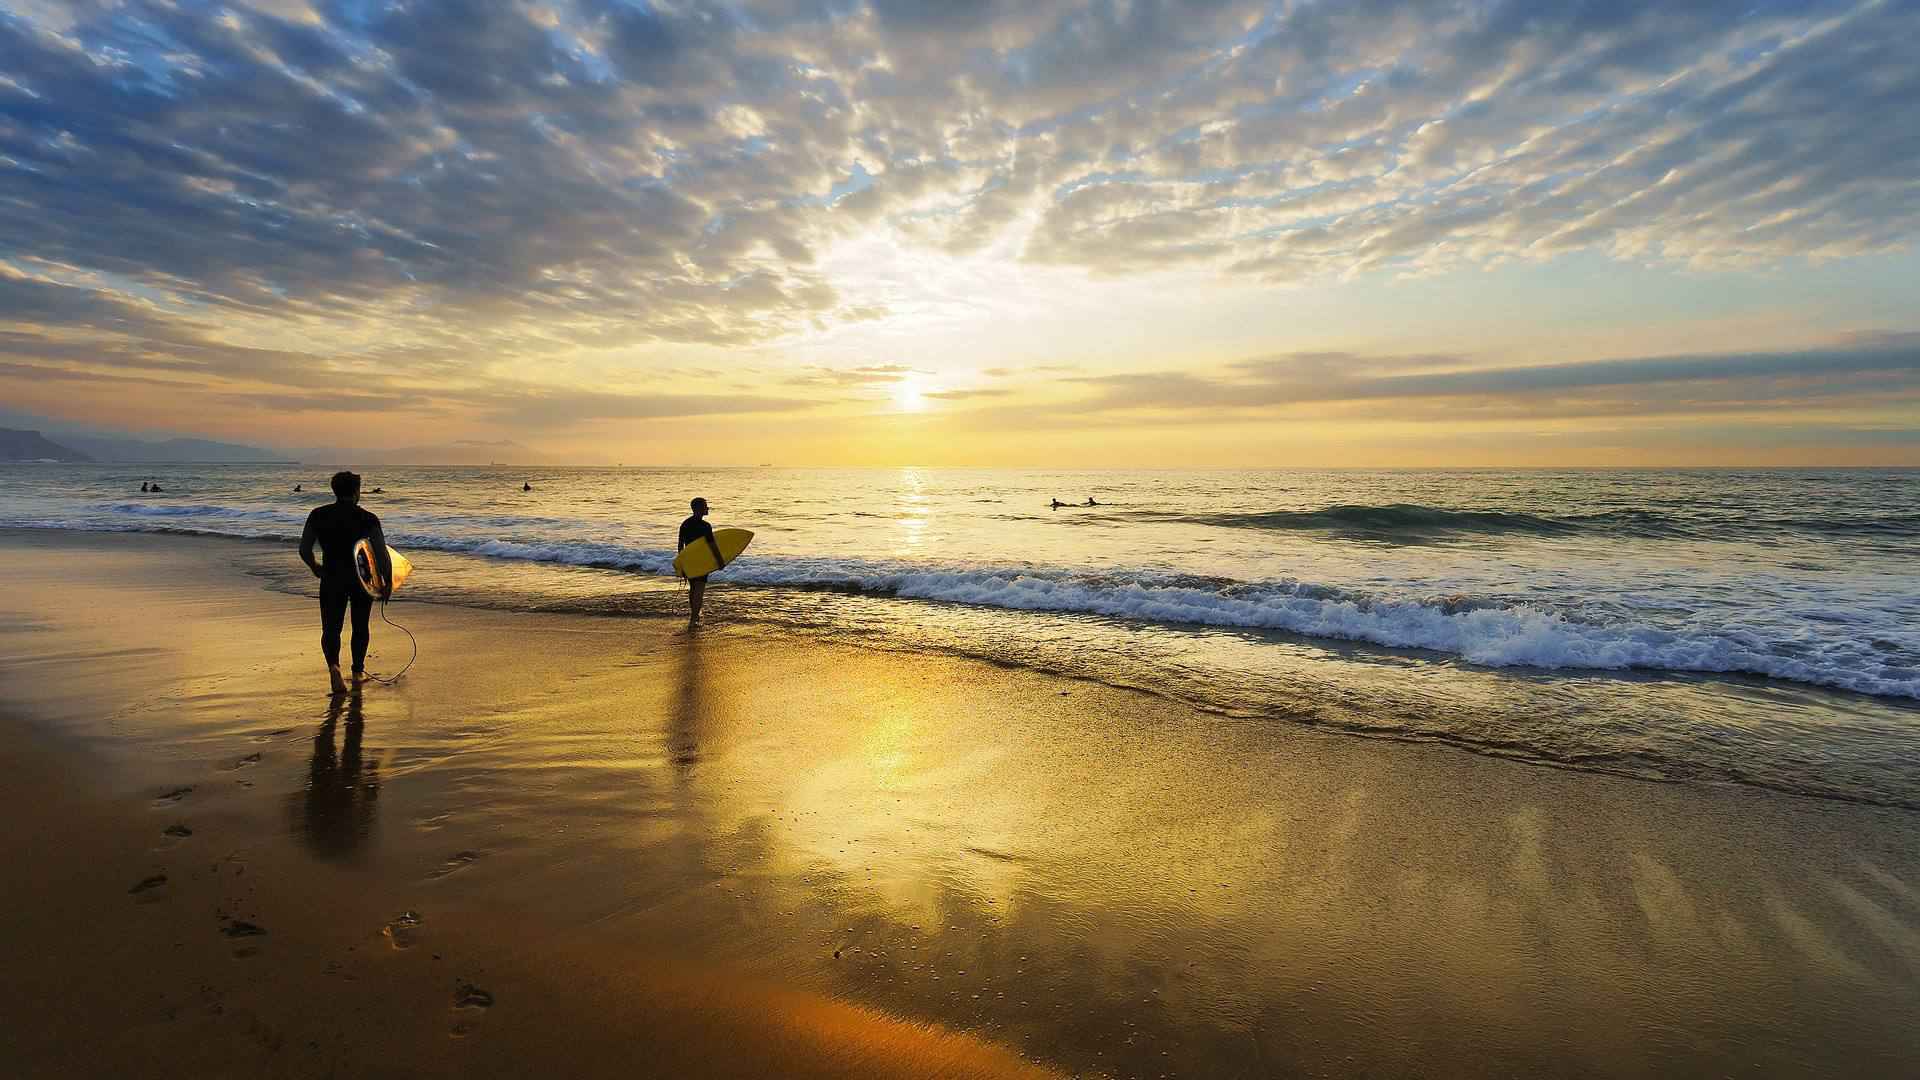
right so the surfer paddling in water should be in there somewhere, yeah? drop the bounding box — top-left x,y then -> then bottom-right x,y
679,497 -> 725,627
300,471 -> 392,695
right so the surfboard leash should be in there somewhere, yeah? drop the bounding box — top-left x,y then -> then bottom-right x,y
364,599 -> 418,685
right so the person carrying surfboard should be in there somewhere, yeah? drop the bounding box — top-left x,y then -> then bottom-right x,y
679,497 -> 726,627
300,471 -> 392,695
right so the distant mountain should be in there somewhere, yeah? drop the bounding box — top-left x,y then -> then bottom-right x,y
0,410 -> 559,466
0,409 -> 289,463
0,428 -> 93,462
59,433 -> 290,463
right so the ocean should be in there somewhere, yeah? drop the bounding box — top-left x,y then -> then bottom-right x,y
5,464 -> 1917,808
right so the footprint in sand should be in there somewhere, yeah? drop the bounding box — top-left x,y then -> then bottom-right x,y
163,824 -> 193,839
129,873 -> 168,896
453,981 -> 494,1009
220,752 -> 262,772
221,920 -> 268,938
154,786 -> 194,806
250,729 -> 293,743
449,980 -> 494,1037
383,910 -> 424,950
428,851 -> 482,879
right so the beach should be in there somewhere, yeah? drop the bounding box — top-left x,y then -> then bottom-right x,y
3,527 -> 1918,1078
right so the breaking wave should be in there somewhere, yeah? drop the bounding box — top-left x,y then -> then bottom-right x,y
12,499 -> 1917,702
1142,503 -> 1920,541
386,534 -> 1919,700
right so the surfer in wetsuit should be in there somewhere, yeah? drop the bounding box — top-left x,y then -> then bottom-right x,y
299,471 -> 391,695
679,497 -> 725,627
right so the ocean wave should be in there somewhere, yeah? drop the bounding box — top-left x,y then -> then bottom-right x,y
379,533 -> 1919,700
1174,504 -> 1584,537
15,508 -> 1918,700
94,501 -> 297,521
1144,503 -> 1920,541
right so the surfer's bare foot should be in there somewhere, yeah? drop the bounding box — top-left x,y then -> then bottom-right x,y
328,665 -> 348,695
352,670 -> 372,685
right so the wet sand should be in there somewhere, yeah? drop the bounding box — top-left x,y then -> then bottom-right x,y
2,528 -> 1917,1078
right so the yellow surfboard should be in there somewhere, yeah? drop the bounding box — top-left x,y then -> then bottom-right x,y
673,528 -> 752,578
353,538 -> 414,598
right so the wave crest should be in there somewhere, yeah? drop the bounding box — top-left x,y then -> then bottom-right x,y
387,534 -> 1920,700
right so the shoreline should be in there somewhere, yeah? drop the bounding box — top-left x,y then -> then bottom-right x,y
9,521 -> 1916,813
3,528 -> 1917,1077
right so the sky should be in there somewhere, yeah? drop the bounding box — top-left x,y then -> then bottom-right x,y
1,0 -> 1917,467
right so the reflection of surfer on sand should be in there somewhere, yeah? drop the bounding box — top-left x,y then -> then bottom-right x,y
294,692 -> 378,860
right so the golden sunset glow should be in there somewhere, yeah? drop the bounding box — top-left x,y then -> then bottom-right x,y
0,1 -> 1915,466
892,377 -> 927,414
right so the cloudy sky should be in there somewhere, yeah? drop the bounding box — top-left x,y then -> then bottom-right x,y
2,0 -> 1917,465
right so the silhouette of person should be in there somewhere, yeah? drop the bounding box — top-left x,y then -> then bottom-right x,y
149,482 -> 164,492
678,497 -> 725,627
294,484 -> 303,493
140,482 -> 149,492
368,486 -> 384,494
1086,497 -> 1099,506
1050,499 -> 1066,510
523,481 -> 532,492
300,471 -> 391,695
294,692 -> 378,860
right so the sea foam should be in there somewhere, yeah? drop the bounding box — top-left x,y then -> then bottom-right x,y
19,498 -> 1919,701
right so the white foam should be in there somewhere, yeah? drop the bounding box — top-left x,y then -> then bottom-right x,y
95,501 -> 294,521
14,508 -> 1919,700
379,535 -> 1920,698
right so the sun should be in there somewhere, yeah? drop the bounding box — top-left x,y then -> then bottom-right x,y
893,376 -> 926,412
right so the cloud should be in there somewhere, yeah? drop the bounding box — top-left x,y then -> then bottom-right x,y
924,387 -> 1012,400
4,1 -> 1910,315
481,389 -> 824,426
1,0 -> 1916,443
1062,339 -> 1920,420
786,364 -> 919,386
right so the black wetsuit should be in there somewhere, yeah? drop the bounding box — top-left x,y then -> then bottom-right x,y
299,501 -> 389,673
678,515 -> 716,579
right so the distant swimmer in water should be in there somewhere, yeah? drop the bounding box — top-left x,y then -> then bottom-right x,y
1086,497 -> 1099,506
149,482 -> 165,493
140,482 -> 149,492
523,481 -> 532,492
368,486 -> 384,494
294,484 -> 303,493
1050,499 -> 1067,510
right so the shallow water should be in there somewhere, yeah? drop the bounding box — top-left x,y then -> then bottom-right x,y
4,464 -> 1918,806
5,529 -> 1917,1080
